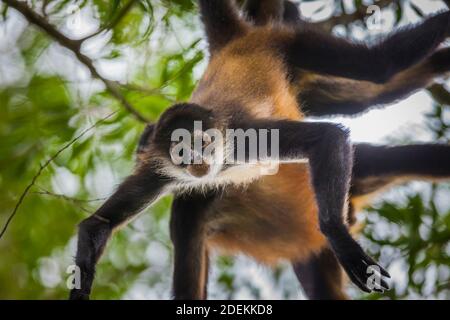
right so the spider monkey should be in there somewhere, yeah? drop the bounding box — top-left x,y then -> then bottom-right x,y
70,0 -> 450,300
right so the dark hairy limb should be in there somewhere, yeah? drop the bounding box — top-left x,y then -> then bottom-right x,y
198,0 -> 248,53
283,11 -> 450,83
283,0 -> 302,25
292,247 -> 348,300
346,143 -> 450,225
351,143 -> 450,197
170,191 -> 217,300
243,0 -> 301,26
243,0 -> 284,25
69,166 -> 170,300
236,119 -> 390,292
300,47 -> 450,117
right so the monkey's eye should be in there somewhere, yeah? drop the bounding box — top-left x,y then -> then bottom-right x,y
191,130 -> 212,152
170,141 -> 189,166
202,131 -> 212,148
169,131 -> 214,167
202,130 -> 212,144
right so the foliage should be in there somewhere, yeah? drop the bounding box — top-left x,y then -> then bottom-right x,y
0,0 -> 449,299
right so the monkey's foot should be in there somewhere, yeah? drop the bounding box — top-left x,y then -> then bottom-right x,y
330,232 -> 391,293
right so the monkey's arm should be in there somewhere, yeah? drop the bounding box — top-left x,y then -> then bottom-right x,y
281,11 -> 450,83
170,191 -> 216,300
238,119 -> 390,292
69,166 -> 170,300
299,48 -> 450,117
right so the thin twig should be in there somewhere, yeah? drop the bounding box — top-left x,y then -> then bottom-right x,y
122,83 -> 177,102
2,0 -> 148,122
79,0 -> 138,42
118,63 -> 194,101
33,187 -> 107,214
33,187 -> 107,203
120,49 -> 202,101
41,0 -> 49,17
0,111 -> 117,240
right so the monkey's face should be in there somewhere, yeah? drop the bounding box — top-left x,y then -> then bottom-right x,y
141,103 -> 225,182
169,128 -> 216,178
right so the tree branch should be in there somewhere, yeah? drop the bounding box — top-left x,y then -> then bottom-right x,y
2,0 -> 148,123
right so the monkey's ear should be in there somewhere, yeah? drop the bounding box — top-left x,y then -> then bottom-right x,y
137,124 -> 155,155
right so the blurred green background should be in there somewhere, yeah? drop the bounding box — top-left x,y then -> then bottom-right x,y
0,0 -> 449,299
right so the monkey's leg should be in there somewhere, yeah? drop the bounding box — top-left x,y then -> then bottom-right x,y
292,247 -> 348,300
346,143 -> 450,224
243,0 -> 284,25
352,143 -> 450,196
237,119 -> 389,292
282,1 -> 302,25
243,0 -> 301,26
299,48 -> 450,117
170,191 -> 216,300
69,167 -> 169,300
354,143 -> 450,182
199,0 -> 248,53
282,11 -> 450,83
292,144 -> 450,298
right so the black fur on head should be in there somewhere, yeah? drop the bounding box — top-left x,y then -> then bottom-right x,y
137,123 -> 155,154
137,103 -> 215,158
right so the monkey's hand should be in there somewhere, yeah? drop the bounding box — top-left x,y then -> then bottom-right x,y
69,289 -> 90,300
328,229 -> 391,293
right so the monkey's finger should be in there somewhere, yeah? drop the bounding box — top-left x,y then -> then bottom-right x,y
380,279 -> 390,291
361,254 -> 391,279
371,263 -> 391,279
371,279 -> 389,293
347,269 -> 371,293
379,266 -> 391,278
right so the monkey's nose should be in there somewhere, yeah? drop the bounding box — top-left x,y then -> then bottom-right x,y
187,163 -> 210,177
